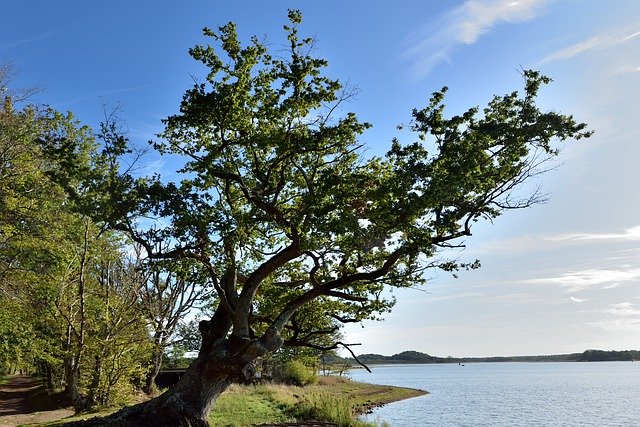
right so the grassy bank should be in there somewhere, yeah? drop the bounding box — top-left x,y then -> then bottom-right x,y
42,376 -> 426,427
209,375 -> 426,426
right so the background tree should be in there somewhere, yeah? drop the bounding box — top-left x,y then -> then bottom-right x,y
137,254 -> 208,394
45,11 -> 590,426
0,93 -> 91,382
0,70 -> 153,408
83,242 -> 151,409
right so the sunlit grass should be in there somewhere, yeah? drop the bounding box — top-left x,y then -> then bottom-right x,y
208,376 -> 426,427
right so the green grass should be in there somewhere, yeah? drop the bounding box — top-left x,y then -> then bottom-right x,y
208,376 -> 426,427
208,384 -> 290,426
290,390 -> 355,426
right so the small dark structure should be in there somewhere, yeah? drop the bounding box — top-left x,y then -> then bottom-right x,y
154,369 -> 186,389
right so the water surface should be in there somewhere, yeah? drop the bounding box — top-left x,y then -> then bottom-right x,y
348,362 -> 640,426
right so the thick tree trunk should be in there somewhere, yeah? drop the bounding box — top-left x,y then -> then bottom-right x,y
65,333 -> 278,427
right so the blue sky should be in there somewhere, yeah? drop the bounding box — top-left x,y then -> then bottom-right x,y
2,0 -> 639,357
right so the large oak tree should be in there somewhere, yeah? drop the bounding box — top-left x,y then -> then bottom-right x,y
47,11 -> 590,426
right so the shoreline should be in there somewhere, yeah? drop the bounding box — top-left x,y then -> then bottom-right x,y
355,385 -> 427,416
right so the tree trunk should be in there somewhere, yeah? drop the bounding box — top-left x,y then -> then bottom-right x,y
64,355 -> 81,408
64,334 -> 276,427
40,360 -> 54,392
86,355 -> 102,409
143,343 -> 164,395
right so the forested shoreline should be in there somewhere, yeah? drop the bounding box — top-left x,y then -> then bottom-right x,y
342,349 -> 640,365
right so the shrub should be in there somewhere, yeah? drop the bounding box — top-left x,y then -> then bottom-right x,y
276,359 -> 318,386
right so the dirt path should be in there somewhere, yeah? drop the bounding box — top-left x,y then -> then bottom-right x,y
0,375 -> 74,426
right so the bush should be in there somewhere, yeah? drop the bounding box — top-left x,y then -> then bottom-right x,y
276,360 -> 318,386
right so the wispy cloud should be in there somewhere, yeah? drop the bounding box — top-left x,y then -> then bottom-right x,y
603,302 -> 640,317
615,65 -> 640,74
0,30 -> 58,51
541,26 -> 640,64
545,225 -> 640,243
570,296 -> 590,303
527,267 -> 640,292
473,226 -> 640,256
57,85 -> 152,107
404,0 -> 549,79
419,292 -> 482,303
588,302 -> 640,331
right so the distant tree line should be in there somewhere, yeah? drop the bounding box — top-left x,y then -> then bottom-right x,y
347,349 -> 640,365
576,349 -> 640,362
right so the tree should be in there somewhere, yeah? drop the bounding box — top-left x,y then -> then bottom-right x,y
0,92 -> 92,382
0,71 -> 152,406
46,11 -> 590,426
137,254 -> 208,394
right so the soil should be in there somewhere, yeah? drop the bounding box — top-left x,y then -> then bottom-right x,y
0,375 -> 74,426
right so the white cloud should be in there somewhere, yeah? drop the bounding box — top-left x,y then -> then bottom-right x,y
588,302 -> 640,331
473,226 -> 640,256
570,296 -> 590,303
455,0 -> 546,43
404,0 -> 549,78
615,65 -> 640,74
419,292 -> 482,303
139,158 -> 166,176
603,302 -> 640,317
541,26 -> 640,64
527,267 -> 640,292
546,226 -> 640,243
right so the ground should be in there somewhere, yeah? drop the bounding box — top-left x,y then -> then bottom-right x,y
0,374 -> 425,426
0,375 -> 74,426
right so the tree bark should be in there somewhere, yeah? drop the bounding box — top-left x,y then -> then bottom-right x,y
64,354 -> 80,408
143,343 -> 164,395
86,355 -> 102,409
64,331 -> 279,427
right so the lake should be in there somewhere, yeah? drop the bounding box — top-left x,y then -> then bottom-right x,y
348,362 -> 640,426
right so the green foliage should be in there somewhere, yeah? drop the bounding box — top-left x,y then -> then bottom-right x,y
0,86 -> 153,407
207,378 -> 408,426
275,359 -> 318,386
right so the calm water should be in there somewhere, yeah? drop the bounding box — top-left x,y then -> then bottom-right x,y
348,362 -> 640,426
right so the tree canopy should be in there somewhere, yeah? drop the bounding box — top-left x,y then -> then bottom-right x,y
38,10 -> 591,426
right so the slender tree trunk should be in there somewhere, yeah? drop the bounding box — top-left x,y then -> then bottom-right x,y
86,355 -> 102,409
64,353 -> 80,406
143,342 -> 164,395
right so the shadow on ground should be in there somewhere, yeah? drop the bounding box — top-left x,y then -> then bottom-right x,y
0,375 -> 70,416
